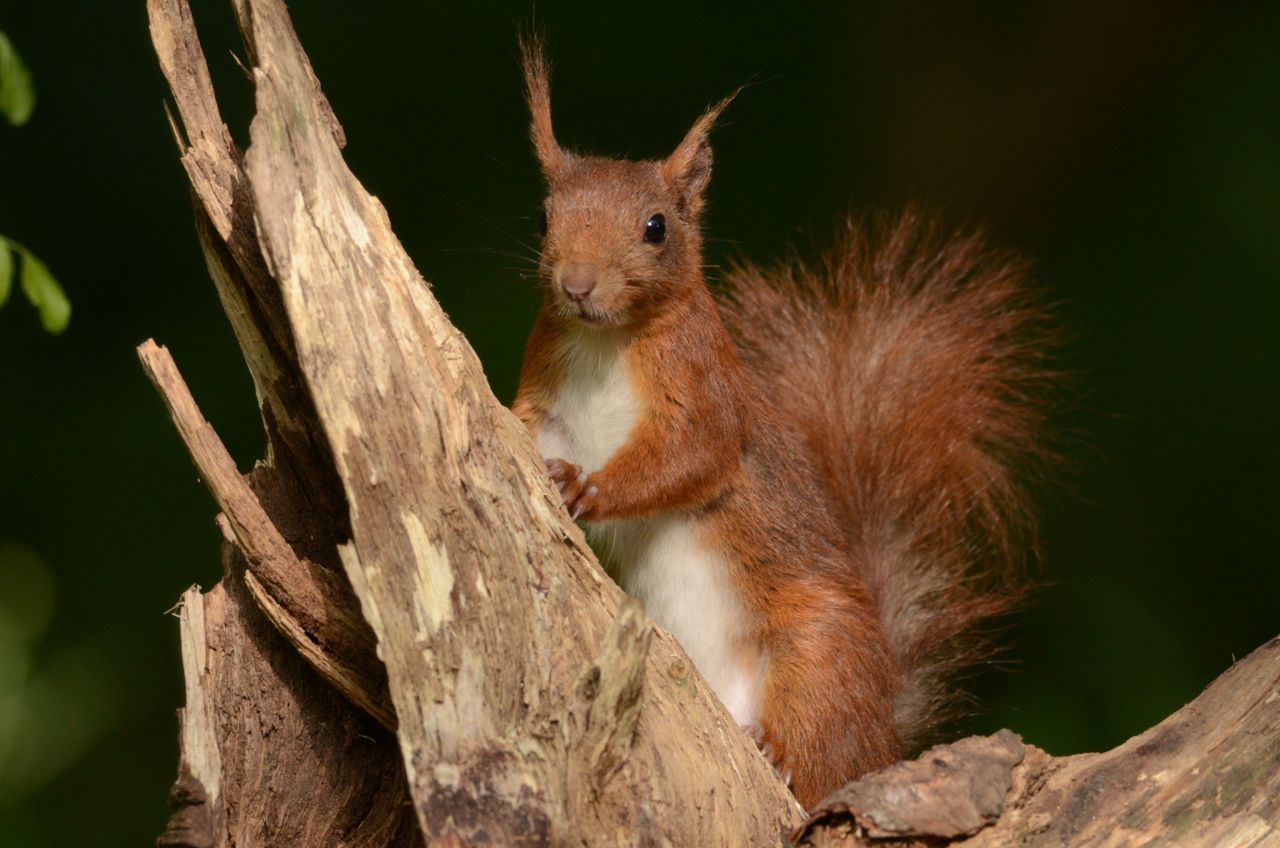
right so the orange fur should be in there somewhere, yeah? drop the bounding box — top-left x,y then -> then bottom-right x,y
513,40 -> 1056,808
720,211 -> 1058,753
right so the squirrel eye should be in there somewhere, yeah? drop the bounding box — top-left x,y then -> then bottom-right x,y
538,208 -> 549,237
644,213 -> 666,244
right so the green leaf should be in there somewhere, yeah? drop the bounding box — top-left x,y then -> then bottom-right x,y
19,250 -> 70,334
0,236 -> 11,307
0,31 -> 36,126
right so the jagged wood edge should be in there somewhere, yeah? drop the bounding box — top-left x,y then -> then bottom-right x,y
146,1 -> 1280,846
147,0 -> 388,730
238,0 -> 802,841
139,340 -> 395,729
156,547 -> 421,848
146,0 -> 804,844
796,635 -> 1280,847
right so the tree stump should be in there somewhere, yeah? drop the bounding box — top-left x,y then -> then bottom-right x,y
141,1 -> 1280,845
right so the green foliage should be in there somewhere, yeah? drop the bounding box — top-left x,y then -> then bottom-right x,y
0,31 -> 35,126
17,246 -> 69,333
0,239 -> 11,307
0,238 -> 70,334
0,32 -> 68,333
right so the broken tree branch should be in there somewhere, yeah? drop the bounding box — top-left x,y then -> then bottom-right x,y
139,339 -> 394,730
156,552 -> 420,848
145,0 -> 801,844
142,0 -> 1280,845
797,635 -> 1280,847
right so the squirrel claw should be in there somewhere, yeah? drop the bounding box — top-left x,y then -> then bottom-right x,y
544,458 -> 601,521
545,458 -> 583,500
742,722 -> 793,787
571,483 -> 599,521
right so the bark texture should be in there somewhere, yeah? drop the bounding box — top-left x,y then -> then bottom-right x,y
142,0 -> 1280,846
146,0 -> 800,845
157,543 -> 420,848
797,636 -> 1280,848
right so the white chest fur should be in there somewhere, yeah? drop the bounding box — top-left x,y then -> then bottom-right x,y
593,518 -> 764,728
535,331 -> 763,727
534,331 -> 640,474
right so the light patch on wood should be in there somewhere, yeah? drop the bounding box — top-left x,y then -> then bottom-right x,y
432,762 -> 461,788
1191,813 -> 1275,848
338,191 -> 373,250
453,647 -> 491,740
403,511 -> 455,636
339,543 -> 385,650
178,585 -> 223,805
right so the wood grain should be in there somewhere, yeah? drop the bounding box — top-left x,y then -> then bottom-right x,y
797,636 -> 1280,847
145,0 -> 802,844
142,0 -> 1280,845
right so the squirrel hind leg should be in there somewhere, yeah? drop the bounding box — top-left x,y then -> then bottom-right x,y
758,632 -> 900,807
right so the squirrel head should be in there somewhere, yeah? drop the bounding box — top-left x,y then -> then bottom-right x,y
520,35 -> 734,329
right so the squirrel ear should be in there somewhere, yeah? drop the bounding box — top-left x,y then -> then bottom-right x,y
662,90 -> 738,212
519,32 -> 569,181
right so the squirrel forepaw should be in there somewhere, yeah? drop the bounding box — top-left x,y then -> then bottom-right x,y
544,458 -> 602,521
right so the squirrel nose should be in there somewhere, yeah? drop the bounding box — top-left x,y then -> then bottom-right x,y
559,261 -> 598,303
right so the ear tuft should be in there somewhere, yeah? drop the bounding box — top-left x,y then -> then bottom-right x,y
662,89 -> 739,214
519,31 -> 569,180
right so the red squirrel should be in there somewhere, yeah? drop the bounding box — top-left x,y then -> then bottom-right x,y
511,39 -> 1056,808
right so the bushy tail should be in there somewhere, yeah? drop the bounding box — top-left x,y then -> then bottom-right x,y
718,208 -> 1058,751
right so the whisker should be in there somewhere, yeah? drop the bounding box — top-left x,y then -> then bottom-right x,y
430,246 -> 540,266
455,203 -> 543,259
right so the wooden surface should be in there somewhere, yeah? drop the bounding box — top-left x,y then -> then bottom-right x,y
142,0 -> 1280,845
797,636 -> 1280,847
156,545 -> 419,848
145,0 -> 802,844
139,340 -> 394,730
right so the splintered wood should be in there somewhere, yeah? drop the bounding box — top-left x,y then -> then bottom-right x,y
142,0 -> 1279,845
797,639 -> 1280,847
145,0 -> 800,845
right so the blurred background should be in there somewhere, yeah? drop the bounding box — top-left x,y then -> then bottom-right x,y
1,1 -> 1276,844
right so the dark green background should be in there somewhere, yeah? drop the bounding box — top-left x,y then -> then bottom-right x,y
1,2 -> 1276,845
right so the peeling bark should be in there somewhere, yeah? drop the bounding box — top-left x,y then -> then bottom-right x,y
156,542 -> 419,848
142,0 -> 1280,845
797,636 -> 1280,847
140,341 -> 394,730
146,0 -> 799,845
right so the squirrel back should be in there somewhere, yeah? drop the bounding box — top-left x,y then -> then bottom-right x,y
719,209 -> 1057,750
